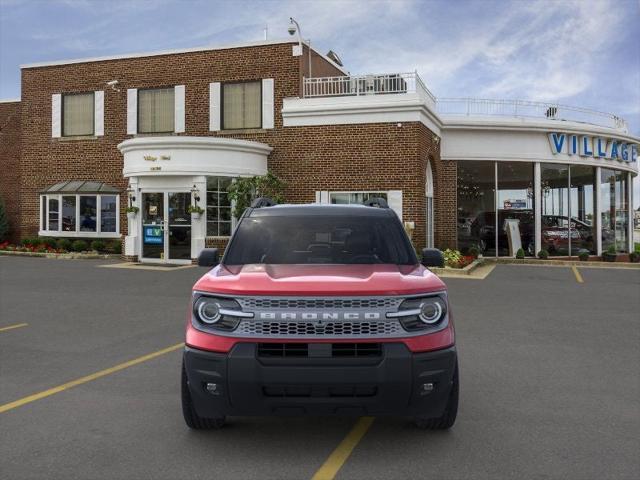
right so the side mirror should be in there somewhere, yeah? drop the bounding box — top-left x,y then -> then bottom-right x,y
197,248 -> 219,268
421,248 -> 444,268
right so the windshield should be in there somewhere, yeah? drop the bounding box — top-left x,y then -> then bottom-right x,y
223,215 -> 417,265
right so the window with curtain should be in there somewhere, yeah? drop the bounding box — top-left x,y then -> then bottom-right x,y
222,81 -> 261,130
62,92 -> 94,136
138,88 -> 175,133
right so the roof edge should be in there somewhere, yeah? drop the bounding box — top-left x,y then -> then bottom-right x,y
0,98 -> 21,103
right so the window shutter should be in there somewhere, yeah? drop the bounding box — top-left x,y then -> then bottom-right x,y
94,91 -> 104,136
262,78 -> 274,129
174,85 -> 185,133
209,82 -> 221,131
126,88 -> 137,135
51,94 -> 61,138
387,190 -> 403,220
317,191 -> 330,204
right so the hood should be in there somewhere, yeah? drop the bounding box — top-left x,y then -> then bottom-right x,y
193,264 -> 446,296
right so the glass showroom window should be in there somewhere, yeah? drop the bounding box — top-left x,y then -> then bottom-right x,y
457,161 -> 495,256
206,177 -> 233,237
138,87 -> 175,133
601,169 -> 629,253
222,81 -> 261,130
541,164 -> 570,256
40,194 -> 119,237
62,92 -> 94,136
329,192 -> 387,204
569,165 -> 596,254
497,162 -> 534,256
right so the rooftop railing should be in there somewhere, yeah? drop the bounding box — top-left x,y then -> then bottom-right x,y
303,72 -> 436,103
302,74 -> 627,131
436,98 -> 628,131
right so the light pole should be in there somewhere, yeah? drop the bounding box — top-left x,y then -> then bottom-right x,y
288,17 -> 311,78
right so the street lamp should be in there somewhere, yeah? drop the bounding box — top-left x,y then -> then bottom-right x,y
288,17 -> 311,77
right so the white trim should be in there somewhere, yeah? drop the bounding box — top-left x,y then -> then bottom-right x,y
174,85 -> 185,133
39,193 -> 120,237
19,39 -> 348,74
94,90 -> 104,136
51,94 -> 61,138
0,98 -> 20,103
534,162 -> 541,255
126,89 -> 137,135
209,82 -> 221,131
628,171 -> 633,253
595,167 -> 602,255
387,190 -> 403,221
262,78 -> 275,129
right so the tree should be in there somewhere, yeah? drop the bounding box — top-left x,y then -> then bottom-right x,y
226,172 -> 286,219
0,197 -> 9,242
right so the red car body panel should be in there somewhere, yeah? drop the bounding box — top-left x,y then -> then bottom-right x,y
188,263 -> 453,354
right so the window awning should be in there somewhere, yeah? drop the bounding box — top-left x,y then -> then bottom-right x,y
41,181 -> 120,194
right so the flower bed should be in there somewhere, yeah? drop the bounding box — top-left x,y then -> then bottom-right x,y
0,237 -> 122,256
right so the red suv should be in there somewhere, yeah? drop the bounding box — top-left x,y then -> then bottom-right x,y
182,198 -> 458,429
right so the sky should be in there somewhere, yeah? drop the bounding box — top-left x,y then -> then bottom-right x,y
1,0 -> 639,204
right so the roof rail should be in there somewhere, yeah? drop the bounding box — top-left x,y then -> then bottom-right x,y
250,197 -> 277,208
363,197 -> 389,208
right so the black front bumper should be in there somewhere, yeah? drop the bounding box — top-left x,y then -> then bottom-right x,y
184,343 -> 457,417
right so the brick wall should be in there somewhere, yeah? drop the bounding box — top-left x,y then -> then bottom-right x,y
15,40 -> 448,252
0,101 -> 21,242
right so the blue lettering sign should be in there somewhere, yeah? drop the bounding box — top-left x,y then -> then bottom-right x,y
620,143 -> 628,161
548,133 -> 565,154
570,135 -> 578,155
596,138 -> 607,157
144,226 -> 163,245
610,141 -> 619,159
580,136 -> 593,156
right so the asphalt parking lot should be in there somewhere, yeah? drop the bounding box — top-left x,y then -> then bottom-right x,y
1,257 -> 639,480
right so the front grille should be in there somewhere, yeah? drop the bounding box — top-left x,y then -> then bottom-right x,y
257,343 -> 383,358
262,385 -> 377,398
238,320 -> 403,337
237,297 -> 402,310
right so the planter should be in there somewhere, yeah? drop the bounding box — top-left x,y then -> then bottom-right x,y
191,212 -> 202,220
630,253 -> 640,263
603,253 -> 618,262
127,212 -> 137,221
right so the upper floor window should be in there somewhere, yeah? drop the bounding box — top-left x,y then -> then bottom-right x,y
63,92 -> 94,136
222,81 -> 261,130
329,192 -> 388,205
138,87 -> 175,133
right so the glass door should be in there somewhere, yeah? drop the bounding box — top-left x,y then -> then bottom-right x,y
141,192 -> 165,260
167,192 -> 192,261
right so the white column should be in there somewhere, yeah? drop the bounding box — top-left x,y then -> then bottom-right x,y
595,167 -> 602,256
534,162 -> 541,256
191,175 -> 207,260
124,177 -> 140,258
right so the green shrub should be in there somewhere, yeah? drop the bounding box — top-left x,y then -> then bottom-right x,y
515,248 -> 525,259
21,237 -> 37,247
57,238 -> 72,251
38,237 -> 57,249
90,240 -> 106,252
443,249 -> 462,267
606,244 -> 617,255
537,249 -> 549,260
71,240 -> 88,252
578,250 -> 590,261
107,240 -> 122,254
630,252 -> 640,263
468,246 -> 480,258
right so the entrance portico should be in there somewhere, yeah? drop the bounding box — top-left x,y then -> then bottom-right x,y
118,136 -> 271,263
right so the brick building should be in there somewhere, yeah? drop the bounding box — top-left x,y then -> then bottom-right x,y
0,38 -> 638,262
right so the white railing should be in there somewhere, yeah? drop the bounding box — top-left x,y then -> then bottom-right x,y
303,72 -> 436,103
436,98 -> 628,131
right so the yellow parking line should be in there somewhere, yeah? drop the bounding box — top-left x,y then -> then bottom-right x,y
0,323 -> 28,333
311,417 -> 375,480
0,342 -> 184,414
571,266 -> 584,283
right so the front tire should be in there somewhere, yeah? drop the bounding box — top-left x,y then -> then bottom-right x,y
181,361 -> 225,430
414,361 -> 459,430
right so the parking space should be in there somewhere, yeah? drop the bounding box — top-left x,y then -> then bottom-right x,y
1,257 -> 638,479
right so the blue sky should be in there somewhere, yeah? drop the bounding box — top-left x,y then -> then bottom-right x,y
1,0 -> 639,203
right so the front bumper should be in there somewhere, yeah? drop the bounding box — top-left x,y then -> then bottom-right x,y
184,343 -> 457,417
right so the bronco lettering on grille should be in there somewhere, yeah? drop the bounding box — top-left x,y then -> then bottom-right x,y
257,312 -> 381,320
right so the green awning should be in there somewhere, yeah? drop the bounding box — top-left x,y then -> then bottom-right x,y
41,181 -> 120,194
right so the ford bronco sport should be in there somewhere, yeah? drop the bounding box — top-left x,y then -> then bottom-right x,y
182,198 -> 458,429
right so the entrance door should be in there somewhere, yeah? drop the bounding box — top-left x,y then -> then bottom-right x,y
141,192 -> 192,263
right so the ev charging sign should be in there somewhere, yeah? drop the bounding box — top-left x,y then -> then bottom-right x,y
548,132 -> 638,163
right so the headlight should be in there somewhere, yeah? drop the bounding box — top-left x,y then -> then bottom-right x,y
387,294 -> 448,331
192,295 -> 251,330
195,297 -> 221,324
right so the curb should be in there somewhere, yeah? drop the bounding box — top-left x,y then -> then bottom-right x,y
491,257 -> 640,269
0,250 -> 120,260
430,259 -> 484,276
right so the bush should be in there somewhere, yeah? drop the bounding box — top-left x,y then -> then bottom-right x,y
0,197 -> 9,242
21,237 -> 37,247
57,238 -> 72,251
227,172 -> 286,218
537,249 -> 549,260
515,248 -> 525,259
90,240 -> 106,252
107,240 -> 121,254
578,250 -> 590,261
606,244 -> 617,255
71,240 -> 88,252
443,249 -> 462,267
38,237 -> 57,249
630,252 -> 640,263
468,246 -> 480,259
